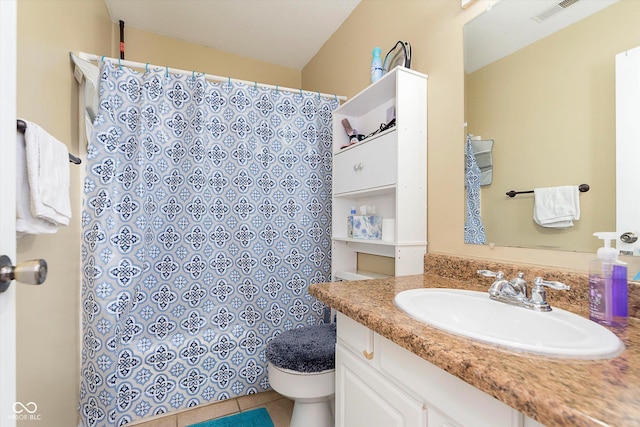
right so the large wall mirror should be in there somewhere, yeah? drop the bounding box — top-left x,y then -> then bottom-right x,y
464,0 -> 640,253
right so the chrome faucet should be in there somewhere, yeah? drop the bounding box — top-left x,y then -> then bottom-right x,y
509,272 -> 527,299
477,270 -> 570,312
477,270 -> 525,300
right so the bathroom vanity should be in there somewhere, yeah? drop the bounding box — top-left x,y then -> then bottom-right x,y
309,255 -> 640,426
335,312 -> 537,427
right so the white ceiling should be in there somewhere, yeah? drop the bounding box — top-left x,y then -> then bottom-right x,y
104,0 -> 361,70
464,0 -> 619,74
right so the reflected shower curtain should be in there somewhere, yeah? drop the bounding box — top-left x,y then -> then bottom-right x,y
79,61 -> 337,426
464,134 -> 486,244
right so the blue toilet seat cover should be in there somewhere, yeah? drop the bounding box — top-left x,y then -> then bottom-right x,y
265,323 -> 336,373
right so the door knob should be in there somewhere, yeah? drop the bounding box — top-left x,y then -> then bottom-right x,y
0,255 -> 47,293
620,232 -> 638,244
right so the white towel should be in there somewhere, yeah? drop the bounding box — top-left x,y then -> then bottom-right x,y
15,133 -> 58,236
23,120 -> 72,227
533,186 -> 580,228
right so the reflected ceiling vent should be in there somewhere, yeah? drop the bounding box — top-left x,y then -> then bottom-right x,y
531,0 -> 581,23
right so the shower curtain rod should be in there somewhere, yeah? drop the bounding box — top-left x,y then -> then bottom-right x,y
77,52 -> 347,101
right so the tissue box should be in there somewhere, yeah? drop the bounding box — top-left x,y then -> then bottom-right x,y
348,215 -> 382,240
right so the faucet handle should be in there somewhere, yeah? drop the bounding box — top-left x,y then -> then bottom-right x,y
532,277 -> 570,291
529,277 -> 570,311
477,269 -> 504,279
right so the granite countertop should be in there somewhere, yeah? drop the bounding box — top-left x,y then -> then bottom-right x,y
309,254 -> 640,427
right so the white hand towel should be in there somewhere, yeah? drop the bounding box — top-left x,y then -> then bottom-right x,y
533,186 -> 580,228
15,132 -> 58,236
23,120 -> 72,226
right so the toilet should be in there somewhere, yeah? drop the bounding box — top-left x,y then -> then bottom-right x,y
265,323 -> 336,427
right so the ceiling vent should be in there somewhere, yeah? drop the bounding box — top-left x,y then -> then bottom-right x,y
531,0 -> 581,23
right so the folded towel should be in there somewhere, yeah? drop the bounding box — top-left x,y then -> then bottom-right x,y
533,186 -> 580,228
16,132 -> 58,236
23,120 -> 72,227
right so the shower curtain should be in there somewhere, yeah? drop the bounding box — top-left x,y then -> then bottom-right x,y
79,61 -> 337,426
464,134 -> 486,244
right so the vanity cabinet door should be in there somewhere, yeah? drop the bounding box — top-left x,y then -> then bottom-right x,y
428,408 -> 462,427
335,344 -> 426,427
376,334 -> 520,427
524,416 -> 545,427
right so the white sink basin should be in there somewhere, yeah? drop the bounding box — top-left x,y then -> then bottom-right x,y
394,288 -> 624,359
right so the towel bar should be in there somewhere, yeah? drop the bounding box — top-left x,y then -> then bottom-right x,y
17,119 -> 81,164
506,184 -> 589,198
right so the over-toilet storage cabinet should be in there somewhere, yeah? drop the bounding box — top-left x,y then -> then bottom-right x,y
335,313 -> 546,427
331,67 -> 427,280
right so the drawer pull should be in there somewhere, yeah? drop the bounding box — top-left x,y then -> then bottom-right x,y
353,163 -> 364,171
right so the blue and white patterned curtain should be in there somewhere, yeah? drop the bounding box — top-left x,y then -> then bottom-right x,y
464,134 -> 486,244
79,61 -> 337,426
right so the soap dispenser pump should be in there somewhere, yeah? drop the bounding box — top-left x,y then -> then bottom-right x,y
589,232 -> 628,327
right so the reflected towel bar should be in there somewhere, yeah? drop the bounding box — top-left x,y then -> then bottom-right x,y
506,183 -> 589,198
17,119 -> 81,165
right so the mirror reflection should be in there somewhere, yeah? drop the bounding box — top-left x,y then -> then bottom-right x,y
464,0 -> 640,252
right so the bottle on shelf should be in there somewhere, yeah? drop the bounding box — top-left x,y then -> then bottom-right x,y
371,47 -> 383,83
347,207 -> 356,238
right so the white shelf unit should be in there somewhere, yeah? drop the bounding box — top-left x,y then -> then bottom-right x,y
331,67 -> 427,280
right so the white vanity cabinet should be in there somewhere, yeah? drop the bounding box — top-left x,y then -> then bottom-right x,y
331,67 -> 427,279
336,312 -> 546,427
336,345 -> 426,427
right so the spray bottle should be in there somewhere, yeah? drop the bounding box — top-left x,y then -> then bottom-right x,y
371,47 -> 383,84
589,232 -> 628,327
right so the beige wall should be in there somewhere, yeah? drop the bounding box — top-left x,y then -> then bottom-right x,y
13,1 -> 640,426
302,0 -> 640,275
467,0 -> 640,253
120,26 -> 301,89
15,3 -> 302,426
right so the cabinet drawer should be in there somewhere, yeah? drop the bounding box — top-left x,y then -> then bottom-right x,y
333,131 -> 397,195
337,312 -> 375,362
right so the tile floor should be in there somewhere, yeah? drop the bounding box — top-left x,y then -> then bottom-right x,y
130,390 -> 293,427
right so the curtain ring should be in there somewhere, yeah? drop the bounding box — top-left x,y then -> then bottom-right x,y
228,77 -> 231,86
192,70 -> 195,80
276,85 -> 279,94
165,66 -> 169,78
334,94 -> 338,102
145,63 -> 149,73
254,82 -> 257,90
101,55 -> 106,63
118,58 -> 122,69
317,91 -> 321,100
300,88 -> 303,96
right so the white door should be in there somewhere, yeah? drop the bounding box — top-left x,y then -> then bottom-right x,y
0,0 -> 17,425
616,45 -> 640,257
